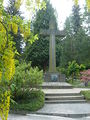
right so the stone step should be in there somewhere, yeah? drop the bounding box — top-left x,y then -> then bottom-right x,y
45,93 -> 81,96
42,82 -> 72,89
42,85 -> 72,89
45,99 -> 86,104
42,86 -> 72,89
45,95 -> 84,100
34,112 -> 90,118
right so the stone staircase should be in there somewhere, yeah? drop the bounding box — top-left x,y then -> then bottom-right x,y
42,82 -> 86,104
45,92 -> 86,103
35,82 -> 90,119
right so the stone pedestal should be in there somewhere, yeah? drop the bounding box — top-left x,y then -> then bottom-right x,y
44,72 -> 66,82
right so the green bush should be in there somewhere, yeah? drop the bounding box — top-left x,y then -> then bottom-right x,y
11,62 -> 43,99
25,67 -> 43,87
67,61 -> 80,77
67,61 -> 86,83
10,90 -> 45,111
81,90 -> 90,101
10,62 -> 44,112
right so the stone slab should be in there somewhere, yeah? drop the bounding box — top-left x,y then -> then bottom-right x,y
3,114 -> 90,120
36,103 -> 90,118
45,99 -> 86,104
42,82 -> 72,89
43,88 -> 90,94
43,82 -> 71,86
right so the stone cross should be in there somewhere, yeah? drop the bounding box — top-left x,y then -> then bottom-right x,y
40,19 -> 65,73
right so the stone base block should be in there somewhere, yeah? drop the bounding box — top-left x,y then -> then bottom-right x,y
44,72 -> 66,82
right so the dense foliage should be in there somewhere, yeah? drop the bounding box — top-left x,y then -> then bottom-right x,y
11,90 -> 45,112
10,62 -> 44,112
11,62 -> 43,99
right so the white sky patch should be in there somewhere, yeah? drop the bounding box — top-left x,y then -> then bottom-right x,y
50,0 -> 73,29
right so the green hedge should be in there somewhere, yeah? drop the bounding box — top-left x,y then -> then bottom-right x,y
10,90 -> 45,112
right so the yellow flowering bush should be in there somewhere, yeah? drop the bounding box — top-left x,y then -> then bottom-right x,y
0,2 -> 16,119
0,91 -> 10,120
0,33 -> 15,120
2,45 -> 15,81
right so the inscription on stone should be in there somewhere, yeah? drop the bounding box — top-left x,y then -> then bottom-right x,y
51,74 -> 58,82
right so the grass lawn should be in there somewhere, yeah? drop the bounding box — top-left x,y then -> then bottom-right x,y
10,90 -> 45,112
67,79 -> 90,88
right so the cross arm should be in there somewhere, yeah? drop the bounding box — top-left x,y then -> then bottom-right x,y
40,29 -> 50,36
55,30 -> 66,37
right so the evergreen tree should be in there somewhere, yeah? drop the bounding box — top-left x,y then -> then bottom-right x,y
72,5 -> 81,34
60,5 -> 90,68
83,7 -> 90,35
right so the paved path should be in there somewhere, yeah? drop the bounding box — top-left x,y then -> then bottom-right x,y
4,87 -> 90,120
6,114 -> 90,120
36,103 -> 90,116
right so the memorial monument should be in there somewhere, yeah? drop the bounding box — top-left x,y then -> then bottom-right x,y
40,19 -> 65,82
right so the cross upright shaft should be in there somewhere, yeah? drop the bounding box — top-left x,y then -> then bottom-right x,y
49,20 -> 56,72
40,19 -> 65,73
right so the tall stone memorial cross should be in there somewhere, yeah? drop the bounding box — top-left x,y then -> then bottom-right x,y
40,19 -> 65,73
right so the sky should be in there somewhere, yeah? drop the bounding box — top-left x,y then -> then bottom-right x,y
50,0 -> 74,29
4,0 -> 86,29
